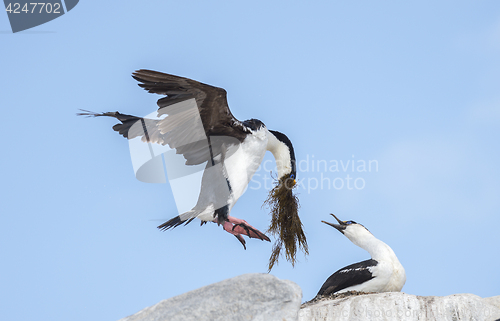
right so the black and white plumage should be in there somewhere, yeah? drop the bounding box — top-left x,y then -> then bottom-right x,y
316,214 -> 406,297
79,70 -> 307,269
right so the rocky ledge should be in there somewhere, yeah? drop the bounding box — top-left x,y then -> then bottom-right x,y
118,274 -> 500,321
300,292 -> 500,321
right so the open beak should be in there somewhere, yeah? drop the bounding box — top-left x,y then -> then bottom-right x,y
321,213 -> 346,233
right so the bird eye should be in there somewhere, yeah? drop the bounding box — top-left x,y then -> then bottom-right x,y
290,174 -> 295,179
344,221 -> 351,225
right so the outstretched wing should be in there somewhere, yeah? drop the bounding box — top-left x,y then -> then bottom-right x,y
316,259 -> 378,296
82,70 -> 250,165
133,69 -> 249,139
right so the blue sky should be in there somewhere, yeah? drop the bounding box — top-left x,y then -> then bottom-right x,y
1,1 -> 499,320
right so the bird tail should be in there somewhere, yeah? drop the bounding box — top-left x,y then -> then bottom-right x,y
157,210 -> 203,231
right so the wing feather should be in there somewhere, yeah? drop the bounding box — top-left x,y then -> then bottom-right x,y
317,259 -> 378,296
81,71 -> 250,165
128,70 -> 248,165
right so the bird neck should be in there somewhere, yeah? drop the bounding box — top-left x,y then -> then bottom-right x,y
266,130 -> 292,178
351,233 -> 398,262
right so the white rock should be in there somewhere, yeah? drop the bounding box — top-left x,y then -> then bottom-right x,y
299,292 -> 500,321
484,295 -> 500,311
118,273 -> 302,321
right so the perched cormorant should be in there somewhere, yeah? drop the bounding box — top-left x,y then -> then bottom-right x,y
316,214 -> 405,297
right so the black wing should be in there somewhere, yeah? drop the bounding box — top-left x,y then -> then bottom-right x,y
81,70 -> 249,165
132,69 -> 249,139
317,259 -> 378,297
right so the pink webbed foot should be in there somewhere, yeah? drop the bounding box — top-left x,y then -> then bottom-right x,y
221,216 -> 271,249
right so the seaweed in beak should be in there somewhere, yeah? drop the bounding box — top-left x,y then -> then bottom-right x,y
264,173 -> 308,271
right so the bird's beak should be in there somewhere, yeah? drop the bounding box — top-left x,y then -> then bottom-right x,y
321,213 -> 346,233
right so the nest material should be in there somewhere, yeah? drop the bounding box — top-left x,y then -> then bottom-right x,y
301,291 -> 375,308
264,174 -> 308,271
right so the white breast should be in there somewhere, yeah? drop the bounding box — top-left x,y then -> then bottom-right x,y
383,260 -> 406,292
224,129 -> 268,204
191,129 -> 268,222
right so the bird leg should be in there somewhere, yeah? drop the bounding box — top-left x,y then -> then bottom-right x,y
220,221 -> 248,249
221,216 -> 271,244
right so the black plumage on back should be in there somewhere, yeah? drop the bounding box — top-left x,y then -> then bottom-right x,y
317,259 -> 378,297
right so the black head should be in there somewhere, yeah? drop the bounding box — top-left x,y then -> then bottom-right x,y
242,119 -> 265,131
